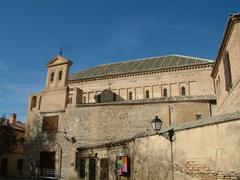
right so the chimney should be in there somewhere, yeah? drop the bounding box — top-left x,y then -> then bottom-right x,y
9,113 -> 17,125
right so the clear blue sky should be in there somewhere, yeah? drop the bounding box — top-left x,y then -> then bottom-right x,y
0,0 -> 239,121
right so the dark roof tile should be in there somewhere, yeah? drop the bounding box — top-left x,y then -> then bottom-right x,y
70,55 -> 213,81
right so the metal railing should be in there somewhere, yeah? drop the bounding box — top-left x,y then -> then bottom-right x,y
38,168 -> 60,179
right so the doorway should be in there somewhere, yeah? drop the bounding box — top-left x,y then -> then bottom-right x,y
40,151 -> 55,177
100,158 -> 109,180
89,158 -> 96,180
0,158 -> 8,176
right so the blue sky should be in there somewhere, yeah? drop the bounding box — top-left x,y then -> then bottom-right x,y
0,0 -> 239,121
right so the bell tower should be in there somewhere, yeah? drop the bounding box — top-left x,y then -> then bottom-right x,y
45,55 -> 73,90
40,55 -> 73,113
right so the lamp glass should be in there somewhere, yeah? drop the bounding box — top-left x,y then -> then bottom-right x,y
151,116 -> 162,131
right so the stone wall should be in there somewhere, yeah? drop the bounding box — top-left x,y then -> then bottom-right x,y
54,100 -> 212,179
77,114 -> 240,180
24,99 -> 213,179
62,101 -> 212,147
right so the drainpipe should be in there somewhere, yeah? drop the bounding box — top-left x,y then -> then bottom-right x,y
169,105 -> 172,126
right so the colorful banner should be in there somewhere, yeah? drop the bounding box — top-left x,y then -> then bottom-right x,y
116,156 -> 130,176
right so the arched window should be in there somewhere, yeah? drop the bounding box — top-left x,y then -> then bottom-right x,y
58,71 -> 63,81
163,88 -> 167,97
181,86 -> 186,96
50,72 -> 54,82
128,91 -> 133,100
31,96 -> 37,110
145,90 -> 150,99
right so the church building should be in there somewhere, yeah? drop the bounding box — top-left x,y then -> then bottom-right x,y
25,13 -> 240,180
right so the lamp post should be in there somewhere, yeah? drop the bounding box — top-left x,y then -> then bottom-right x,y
151,116 -> 175,180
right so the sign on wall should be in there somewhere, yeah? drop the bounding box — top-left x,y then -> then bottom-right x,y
116,156 -> 130,176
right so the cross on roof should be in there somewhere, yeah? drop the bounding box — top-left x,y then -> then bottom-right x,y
59,48 -> 64,56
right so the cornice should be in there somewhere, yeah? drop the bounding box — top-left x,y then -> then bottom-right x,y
75,95 -> 216,108
69,63 -> 214,84
46,55 -> 73,68
47,62 -> 72,68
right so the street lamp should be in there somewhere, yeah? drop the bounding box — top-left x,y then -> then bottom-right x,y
151,116 -> 174,142
151,116 -> 163,131
151,116 -> 175,180
63,128 -> 76,144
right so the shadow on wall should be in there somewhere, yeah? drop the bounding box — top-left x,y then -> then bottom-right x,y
23,114 -> 57,178
94,89 -> 125,103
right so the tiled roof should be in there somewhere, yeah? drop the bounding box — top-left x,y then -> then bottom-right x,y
0,118 -> 25,131
14,122 -> 26,131
70,55 -> 213,81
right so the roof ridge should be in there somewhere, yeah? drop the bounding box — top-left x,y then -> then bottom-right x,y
172,54 -> 214,62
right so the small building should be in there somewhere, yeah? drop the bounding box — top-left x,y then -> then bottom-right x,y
0,113 -> 25,177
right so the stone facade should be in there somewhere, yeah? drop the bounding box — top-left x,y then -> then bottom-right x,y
77,114 -> 240,180
25,13 -> 240,180
212,13 -> 240,115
